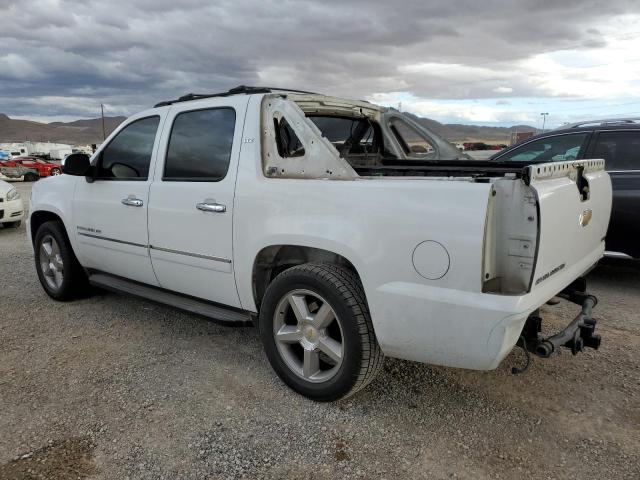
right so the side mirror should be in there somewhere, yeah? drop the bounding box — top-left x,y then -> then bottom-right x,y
62,153 -> 91,176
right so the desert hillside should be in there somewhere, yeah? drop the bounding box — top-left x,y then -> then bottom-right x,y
0,112 -> 537,145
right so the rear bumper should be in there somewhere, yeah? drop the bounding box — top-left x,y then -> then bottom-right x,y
368,243 -> 604,370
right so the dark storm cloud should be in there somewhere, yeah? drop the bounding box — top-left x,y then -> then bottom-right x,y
0,0 -> 638,119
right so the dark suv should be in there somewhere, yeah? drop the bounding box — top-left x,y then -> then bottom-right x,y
490,118 -> 640,258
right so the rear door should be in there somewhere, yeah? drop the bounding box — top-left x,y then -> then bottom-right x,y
73,113 -> 164,285
587,129 -> 640,257
147,97 -> 248,307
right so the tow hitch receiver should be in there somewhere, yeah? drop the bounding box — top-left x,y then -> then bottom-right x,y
522,282 -> 601,358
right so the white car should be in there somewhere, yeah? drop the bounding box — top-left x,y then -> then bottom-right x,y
0,179 -> 24,228
27,86 -> 611,401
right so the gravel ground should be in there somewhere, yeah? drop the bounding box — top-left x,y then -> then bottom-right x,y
1,181 -> 638,479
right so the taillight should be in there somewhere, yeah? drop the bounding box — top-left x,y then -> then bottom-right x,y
482,179 -> 538,294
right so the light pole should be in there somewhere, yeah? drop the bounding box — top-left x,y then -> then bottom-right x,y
540,112 -> 549,133
101,104 -> 106,140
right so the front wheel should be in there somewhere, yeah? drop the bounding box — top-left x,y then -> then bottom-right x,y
259,263 -> 383,401
34,220 -> 89,300
50,168 -> 62,176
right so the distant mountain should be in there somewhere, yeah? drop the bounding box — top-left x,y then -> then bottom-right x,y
404,113 -> 539,143
0,114 -> 126,145
0,112 -> 538,146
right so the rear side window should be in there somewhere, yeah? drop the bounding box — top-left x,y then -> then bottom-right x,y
164,108 -> 236,181
274,117 -> 305,158
499,133 -> 588,162
593,131 -> 640,170
98,116 -> 160,180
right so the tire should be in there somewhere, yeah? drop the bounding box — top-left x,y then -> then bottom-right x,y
259,263 -> 383,401
34,220 -> 89,300
23,173 -> 38,182
3,220 -> 21,228
50,168 -> 61,176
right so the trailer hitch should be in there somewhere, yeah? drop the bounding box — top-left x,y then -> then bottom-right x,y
533,294 -> 599,357
520,280 -> 601,359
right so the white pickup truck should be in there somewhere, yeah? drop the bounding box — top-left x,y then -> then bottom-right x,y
28,86 -> 612,401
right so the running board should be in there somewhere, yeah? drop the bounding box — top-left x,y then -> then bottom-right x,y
89,273 -> 252,325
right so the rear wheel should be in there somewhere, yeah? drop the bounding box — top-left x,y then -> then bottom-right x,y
23,172 -> 38,182
259,263 -> 383,401
50,168 -> 62,176
34,220 -> 89,300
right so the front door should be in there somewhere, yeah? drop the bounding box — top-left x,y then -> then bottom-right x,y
73,114 -> 164,285
147,97 -> 248,307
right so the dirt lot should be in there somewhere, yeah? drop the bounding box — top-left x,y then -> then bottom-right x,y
1,181 -> 638,479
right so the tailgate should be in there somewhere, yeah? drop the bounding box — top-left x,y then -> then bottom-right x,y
527,159 -> 612,291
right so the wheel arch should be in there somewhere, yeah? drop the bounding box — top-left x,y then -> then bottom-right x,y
251,244 -> 361,310
30,210 -> 65,245
28,209 -> 76,254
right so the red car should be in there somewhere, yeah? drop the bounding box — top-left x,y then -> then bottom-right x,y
0,156 -> 62,178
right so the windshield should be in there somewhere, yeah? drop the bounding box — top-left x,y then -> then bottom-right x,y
306,112 -> 465,168
388,118 -> 435,156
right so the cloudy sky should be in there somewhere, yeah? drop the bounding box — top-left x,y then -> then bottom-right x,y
2,0 -> 640,127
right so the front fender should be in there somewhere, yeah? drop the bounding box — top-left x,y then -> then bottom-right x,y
28,176 -> 79,252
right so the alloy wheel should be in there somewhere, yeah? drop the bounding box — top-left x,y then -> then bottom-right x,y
39,234 -> 64,290
273,289 -> 344,383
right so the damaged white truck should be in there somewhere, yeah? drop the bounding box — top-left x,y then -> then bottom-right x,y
28,86 -> 612,401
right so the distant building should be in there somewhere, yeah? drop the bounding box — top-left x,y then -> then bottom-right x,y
0,141 -> 73,160
510,131 -> 535,145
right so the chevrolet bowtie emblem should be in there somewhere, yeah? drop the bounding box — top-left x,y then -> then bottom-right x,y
579,209 -> 592,227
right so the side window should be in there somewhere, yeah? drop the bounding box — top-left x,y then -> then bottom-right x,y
97,116 -> 160,180
593,131 -> 640,170
274,116 -> 305,158
164,108 -> 236,181
499,133 -> 588,162
389,118 -> 434,156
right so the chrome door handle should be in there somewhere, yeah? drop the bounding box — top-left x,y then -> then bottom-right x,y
196,200 -> 226,213
121,196 -> 144,207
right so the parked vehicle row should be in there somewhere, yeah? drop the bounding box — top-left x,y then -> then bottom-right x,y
0,156 -> 62,180
0,179 -> 24,228
28,86 -> 611,401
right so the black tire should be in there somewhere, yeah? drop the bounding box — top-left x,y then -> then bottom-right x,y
34,220 -> 89,301
50,168 -> 61,176
24,173 -> 38,182
3,220 -> 21,228
259,263 -> 383,401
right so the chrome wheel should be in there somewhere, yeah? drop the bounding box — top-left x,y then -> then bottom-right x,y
273,289 -> 344,383
39,234 -> 64,290
50,168 -> 61,176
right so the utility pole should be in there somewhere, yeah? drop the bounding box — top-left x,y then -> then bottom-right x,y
540,112 -> 549,133
101,103 -> 106,140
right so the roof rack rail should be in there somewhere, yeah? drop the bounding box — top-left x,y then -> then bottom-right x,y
560,117 -> 640,129
154,85 -> 319,107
